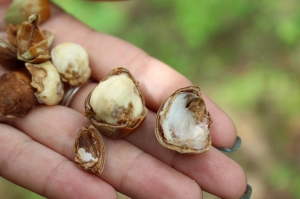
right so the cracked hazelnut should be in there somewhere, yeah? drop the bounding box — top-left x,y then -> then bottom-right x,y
25,61 -> 64,105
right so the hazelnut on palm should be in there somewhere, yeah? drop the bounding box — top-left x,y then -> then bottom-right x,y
51,42 -> 91,86
0,71 -> 37,118
84,67 -> 148,138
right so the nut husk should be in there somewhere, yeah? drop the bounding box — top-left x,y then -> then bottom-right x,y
84,67 -> 148,138
155,86 -> 212,153
0,39 -> 23,70
74,125 -> 106,173
16,14 -> 51,63
0,71 -> 37,117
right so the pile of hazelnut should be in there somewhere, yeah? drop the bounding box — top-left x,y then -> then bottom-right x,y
1,0 -> 213,174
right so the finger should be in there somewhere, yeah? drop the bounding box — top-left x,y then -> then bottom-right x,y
0,124 -> 117,199
1,107 -> 202,199
2,105 -> 246,199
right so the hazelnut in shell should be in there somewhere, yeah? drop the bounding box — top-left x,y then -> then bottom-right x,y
155,86 -> 212,153
84,67 -> 148,138
0,71 -> 37,118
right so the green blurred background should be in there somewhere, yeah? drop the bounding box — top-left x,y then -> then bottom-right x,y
1,0 -> 300,198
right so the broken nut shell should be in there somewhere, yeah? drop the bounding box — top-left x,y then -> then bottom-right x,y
155,86 -> 212,153
74,124 -> 106,173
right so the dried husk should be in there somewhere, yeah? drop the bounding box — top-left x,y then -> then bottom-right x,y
155,86 -> 212,153
5,0 -> 50,25
74,125 -> 106,173
0,39 -> 23,70
84,67 -> 148,139
16,14 -> 50,63
6,24 -> 20,47
0,71 -> 37,117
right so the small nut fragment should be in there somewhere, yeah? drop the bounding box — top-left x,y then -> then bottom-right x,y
0,71 -> 37,117
74,125 -> 106,173
155,86 -> 212,153
25,61 -> 64,105
84,67 -> 148,138
51,42 -> 91,86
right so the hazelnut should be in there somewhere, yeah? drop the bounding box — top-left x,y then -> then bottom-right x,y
155,86 -> 212,153
0,71 -> 37,118
84,67 -> 148,138
51,42 -> 91,86
25,61 -> 64,105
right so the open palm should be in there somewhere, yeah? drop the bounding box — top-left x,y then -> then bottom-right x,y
0,1 -> 248,198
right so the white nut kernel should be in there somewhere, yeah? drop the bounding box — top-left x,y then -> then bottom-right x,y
26,61 -> 64,105
90,73 -> 143,125
51,42 -> 91,86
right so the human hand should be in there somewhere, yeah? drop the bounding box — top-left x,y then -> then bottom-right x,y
0,1 -> 251,198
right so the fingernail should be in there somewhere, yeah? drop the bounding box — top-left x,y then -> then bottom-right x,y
241,184 -> 252,199
217,136 -> 242,153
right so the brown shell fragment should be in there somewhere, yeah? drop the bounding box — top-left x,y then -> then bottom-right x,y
74,125 -> 106,173
16,14 -> 50,63
155,86 -> 212,153
84,67 -> 148,139
0,39 -> 23,70
0,71 -> 37,117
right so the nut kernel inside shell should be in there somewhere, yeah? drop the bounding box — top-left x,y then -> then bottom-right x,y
156,86 -> 212,153
90,73 -> 143,125
160,92 -> 210,150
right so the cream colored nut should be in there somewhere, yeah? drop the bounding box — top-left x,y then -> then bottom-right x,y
84,67 -> 148,139
51,42 -> 91,86
90,73 -> 144,125
26,61 -> 64,105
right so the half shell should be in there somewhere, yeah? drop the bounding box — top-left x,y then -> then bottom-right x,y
155,86 -> 212,153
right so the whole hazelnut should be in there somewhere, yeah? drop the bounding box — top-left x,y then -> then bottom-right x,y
51,42 -> 91,86
0,71 -> 37,118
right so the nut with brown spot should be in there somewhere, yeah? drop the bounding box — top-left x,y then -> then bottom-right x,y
51,42 -> 91,86
84,67 -> 148,138
26,61 -> 64,105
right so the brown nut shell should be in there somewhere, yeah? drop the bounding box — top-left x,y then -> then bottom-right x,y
155,86 -> 212,153
84,67 -> 148,139
0,71 -> 37,117
74,125 -> 106,173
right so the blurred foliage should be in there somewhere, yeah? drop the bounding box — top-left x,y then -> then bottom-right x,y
3,0 -> 300,198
